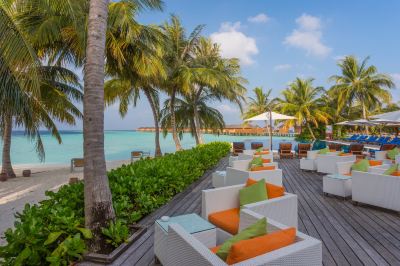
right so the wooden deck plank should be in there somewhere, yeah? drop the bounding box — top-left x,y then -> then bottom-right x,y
81,157 -> 400,266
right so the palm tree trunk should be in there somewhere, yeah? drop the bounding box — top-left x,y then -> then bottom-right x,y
307,123 -> 316,140
1,114 -> 16,178
143,89 -> 162,157
84,0 -> 115,252
170,91 -> 182,151
193,106 -> 204,145
362,104 -> 369,134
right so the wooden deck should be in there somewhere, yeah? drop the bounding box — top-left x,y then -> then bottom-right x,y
83,157 -> 400,266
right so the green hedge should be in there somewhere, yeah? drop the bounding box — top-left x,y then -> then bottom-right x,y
0,142 -> 231,265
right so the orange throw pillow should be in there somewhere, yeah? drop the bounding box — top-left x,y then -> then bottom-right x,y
339,153 -> 352,156
255,151 -> 269,155
368,160 -> 382,167
226,228 -> 296,264
246,178 -> 285,199
210,245 -> 221,254
250,165 -> 275,171
208,208 -> 240,235
262,158 -> 271,163
391,171 -> 400,176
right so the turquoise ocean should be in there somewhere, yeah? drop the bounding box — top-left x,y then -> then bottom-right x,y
0,131 -> 295,165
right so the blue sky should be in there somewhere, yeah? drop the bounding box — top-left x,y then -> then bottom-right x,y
65,0 -> 400,130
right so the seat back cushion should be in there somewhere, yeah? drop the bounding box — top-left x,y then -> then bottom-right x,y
261,158 -> 271,163
226,227 -> 296,265
250,165 -> 276,171
216,218 -> 267,261
208,208 -> 240,235
368,160 -> 382,166
239,179 -> 267,207
351,159 -> 369,172
246,178 -> 285,199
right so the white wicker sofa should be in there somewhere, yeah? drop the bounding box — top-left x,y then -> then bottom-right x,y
352,170 -> 400,212
202,184 -> 298,233
228,152 -> 273,167
212,159 -> 282,188
316,153 -> 356,174
166,209 -> 322,266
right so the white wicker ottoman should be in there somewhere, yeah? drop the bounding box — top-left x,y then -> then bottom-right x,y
212,171 -> 226,188
323,174 -> 352,198
154,213 -> 216,265
300,158 -> 316,171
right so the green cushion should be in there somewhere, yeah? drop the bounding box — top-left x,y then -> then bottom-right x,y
249,157 -> 263,168
216,217 -> 267,261
256,147 -> 263,152
351,159 -> 369,172
318,147 -> 329,154
387,148 -> 400,160
384,164 -> 398,175
239,179 -> 267,207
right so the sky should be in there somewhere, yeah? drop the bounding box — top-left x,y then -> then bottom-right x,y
61,0 -> 400,130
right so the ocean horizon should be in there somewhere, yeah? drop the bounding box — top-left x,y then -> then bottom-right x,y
0,130 -> 296,165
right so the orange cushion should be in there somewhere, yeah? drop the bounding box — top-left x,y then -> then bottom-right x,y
226,228 -> 296,264
391,171 -> 400,176
250,165 -> 275,171
210,245 -> 221,253
343,173 -> 352,176
329,149 -> 336,152
339,153 -> 352,156
246,178 -> 285,199
262,158 -> 271,163
255,151 -> 269,155
208,208 -> 239,235
368,160 -> 382,166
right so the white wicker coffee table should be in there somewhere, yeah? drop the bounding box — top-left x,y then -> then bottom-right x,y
323,174 -> 352,198
154,213 -> 216,265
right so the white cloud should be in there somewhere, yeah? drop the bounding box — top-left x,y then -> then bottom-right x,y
218,104 -> 237,113
333,55 -> 346,61
211,22 -> 258,65
391,73 -> 400,87
274,64 -> 292,71
284,13 -> 331,58
248,13 -> 270,23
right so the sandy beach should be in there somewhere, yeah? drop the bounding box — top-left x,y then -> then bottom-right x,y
0,160 -> 130,246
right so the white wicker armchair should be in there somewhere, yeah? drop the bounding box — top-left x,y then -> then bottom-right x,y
316,153 -> 356,174
300,150 -> 319,171
352,170 -> 400,211
202,184 -> 298,229
165,209 -> 322,266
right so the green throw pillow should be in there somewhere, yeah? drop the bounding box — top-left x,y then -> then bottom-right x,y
351,159 -> 369,172
256,147 -> 263,152
384,164 -> 398,175
239,179 -> 267,207
249,157 -> 263,168
387,148 -> 400,160
318,147 -> 329,154
216,217 -> 267,261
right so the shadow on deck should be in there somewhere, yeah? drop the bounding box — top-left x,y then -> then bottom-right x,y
82,158 -> 400,266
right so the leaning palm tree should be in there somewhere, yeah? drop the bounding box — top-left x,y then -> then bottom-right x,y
329,55 -> 394,133
160,91 -> 225,143
277,78 -> 331,140
160,15 -> 204,150
1,66 -> 83,177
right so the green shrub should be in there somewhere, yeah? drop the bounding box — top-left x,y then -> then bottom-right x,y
0,142 -> 231,265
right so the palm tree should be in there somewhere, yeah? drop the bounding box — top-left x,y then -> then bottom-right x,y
277,78 -> 331,140
160,91 -> 225,142
160,15 -> 203,150
189,38 -> 246,144
243,87 -> 277,119
0,3 -> 82,178
329,56 -> 394,133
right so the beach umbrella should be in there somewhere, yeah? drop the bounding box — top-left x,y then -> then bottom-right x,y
371,110 -> 400,123
244,111 -> 296,150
